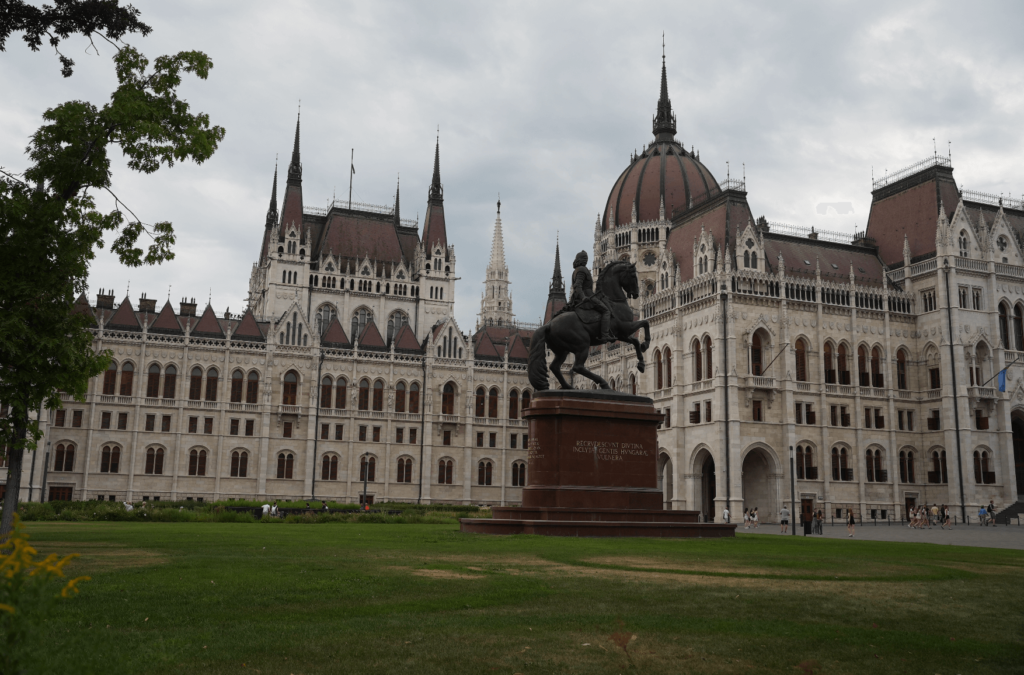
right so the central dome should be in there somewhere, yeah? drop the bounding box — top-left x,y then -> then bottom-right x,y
601,56 -> 719,231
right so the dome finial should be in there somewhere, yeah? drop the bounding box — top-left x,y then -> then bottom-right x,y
652,36 -> 676,141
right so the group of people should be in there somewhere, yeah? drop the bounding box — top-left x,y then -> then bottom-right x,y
742,507 -> 760,529
907,504 -> 951,529
977,500 -> 999,526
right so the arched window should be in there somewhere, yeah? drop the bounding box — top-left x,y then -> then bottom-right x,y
999,303 -> 1010,348
931,451 -> 946,483
665,348 -> 672,387
896,350 -> 908,390
478,460 -> 493,485
1015,305 -> 1024,351
512,461 -> 527,487
103,361 -> 117,395
282,371 -> 298,406
100,445 -> 120,473
145,447 -> 164,475
358,379 -> 370,410
475,387 -> 486,418
117,362 -> 134,396
320,376 -> 333,408
387,311 -> 408,345
508,390 -> 519,420
871,347 -> 882,387
521,389 -> 531,411
959,230 -> 969,257
409,382 -> 420,414
630,374 -> 637,395
321,454 -> 338,481
205,368 -> 218,402
866,449 -> 884,482
837,344 -> 849,385
189,366 -> 203,400
704,337 -> 713,379
245,371 -> 260,404
395,382 -> 406,413
693,339 -> 703,382
372,380 -> 384,411
334,377 -> 347,409
231,370 -> 244,402
824,343 -> 835,384
54,444 -> 75,471
899,450 -> 914,483
488,388 -> 499,418
396,457 -> 413,483
973,450 -> 982,483
276,452 -> 294,479
147,364 -> 161,398
750,334 -> 762,376
351,308 -> 373,342
188,449 -> 207,476
437,459 -> 453,484
794,339 -> 807,382
907,451 -> 916,483
442,383 -> 455,415
163,365 -> 177,399
231,451 -> 248,478
655,349 -> 663,389
743,250 -> 750,268
359,456 -> 376,482
315,304 -> 337,335
857,346 -> 869,387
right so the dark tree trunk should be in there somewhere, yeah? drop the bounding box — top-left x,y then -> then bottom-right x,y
0,414 -> 28,541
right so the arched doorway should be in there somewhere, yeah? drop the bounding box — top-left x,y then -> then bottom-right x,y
742,447 -> 777,522
658,452 -> 674,510
1013,416 -> 1024,496
700,454 -> 716,521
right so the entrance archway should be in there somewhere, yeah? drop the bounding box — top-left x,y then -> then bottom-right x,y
658,452 -> 674,510
1012,415 -> 1024,496
700,454 -> 716,521
742,447 -> 777,522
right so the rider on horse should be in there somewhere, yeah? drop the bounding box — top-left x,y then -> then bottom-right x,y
568,250 -> 615,344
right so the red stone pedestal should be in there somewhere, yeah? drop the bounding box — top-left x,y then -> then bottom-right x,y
460,391 -> 735,538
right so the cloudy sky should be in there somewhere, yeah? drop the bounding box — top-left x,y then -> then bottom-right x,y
3,1 -> 1024,330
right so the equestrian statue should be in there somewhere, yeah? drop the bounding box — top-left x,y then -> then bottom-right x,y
528,251 -> 651,391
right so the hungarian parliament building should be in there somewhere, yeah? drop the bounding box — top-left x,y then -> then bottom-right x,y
4,57 -> 1022,522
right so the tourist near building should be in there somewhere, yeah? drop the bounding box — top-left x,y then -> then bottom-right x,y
3,54 -> 1022,521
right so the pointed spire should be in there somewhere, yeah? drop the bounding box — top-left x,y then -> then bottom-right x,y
488,198 -> 506,270
266,160 -> 278,228
550,236 -> 564,296
287,106 -> 302,185
393,175 -> 401,226
429,130 -> 443,203
652,37 -> 677,142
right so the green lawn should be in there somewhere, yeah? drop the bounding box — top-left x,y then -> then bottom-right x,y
22,522 -> 1024,674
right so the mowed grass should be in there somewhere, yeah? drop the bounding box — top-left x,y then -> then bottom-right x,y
25,522 -> 1024,675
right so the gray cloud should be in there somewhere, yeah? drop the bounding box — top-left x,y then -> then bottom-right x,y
2,0 -> 1023,329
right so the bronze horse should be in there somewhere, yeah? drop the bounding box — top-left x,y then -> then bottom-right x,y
528,260 -> 651,390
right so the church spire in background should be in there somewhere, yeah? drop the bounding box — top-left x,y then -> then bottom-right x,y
652,35 -> 677,142
287,106 -> 302,185
266,160 -> 278,228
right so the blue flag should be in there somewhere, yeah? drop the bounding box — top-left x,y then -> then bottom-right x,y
998,369 -> 1007,392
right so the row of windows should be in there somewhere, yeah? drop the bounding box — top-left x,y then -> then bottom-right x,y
473,388 -> 532,419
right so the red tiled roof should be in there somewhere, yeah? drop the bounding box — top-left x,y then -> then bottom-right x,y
358,320 -> 386,350
149,301 -> 182,334
667,193 -> 753,281
106,297 -> 141,331
392,324 -> 422,353
192,304 -> 224,338
763,236 -> 886,287
544,297 -> 566,324
422,201 -> 447,253
320,317 -> 351,347
316,210 -> 414,268
865,170 -> 958,268
508,334 -> 529,361
473,331 -> 501,360
232,309 -> 264,341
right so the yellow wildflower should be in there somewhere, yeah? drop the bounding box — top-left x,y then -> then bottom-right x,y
0,603 -> 14,614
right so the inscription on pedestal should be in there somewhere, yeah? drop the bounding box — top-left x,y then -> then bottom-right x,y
571,440 -> 649,461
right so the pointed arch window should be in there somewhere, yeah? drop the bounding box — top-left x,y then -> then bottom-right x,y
321,454 -> 338,481
231,370 -> 244,403
837,344 -> 850,385
54,444 -> 75,472
387,311 -> 408,345
704,337 -> 713,380
246,371 -> 260,404
521,389 -> 531,412
103,362 -> 117,395
442,383 -> 455,415
205,368 -> 218,401
358,379 -> 370,411
100,445 -> 120,473
1015,305 -> 1024,351
396,457 -> 413,483
437,459 -> 453,484
372,380 -> 384,411
475,387 -> 486,418
665,348 -> 672,387
512,461 -> 527,487
824,343 -> 835,384
147,364 -> 161,398
488,388 -> 499,418
335,377 -> 347,409
320,376 -> 333,408
189,366 -> 203,400
188,449 -> 207,476
750,334 -> 762,376
999,302 -> 1010,348
508,390 -> 519,419
316,304 -> 336,335
795,339 -> 807,382
231,450 -> 248,477
655,349 -> 663,389
959,230 -> 969,257
478,460 -> 493,485
145,447 -> 164,475
693,339 -> 703,382
395,382 -> 406,413
409,382 -> 420,414
857,346 -> 869,387
163,365 -> 177,399
118,363 -> 134,396
282,371 -> 298,406
276,452 -> 294,479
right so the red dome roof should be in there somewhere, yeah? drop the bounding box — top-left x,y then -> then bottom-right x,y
601,55 -> 718,230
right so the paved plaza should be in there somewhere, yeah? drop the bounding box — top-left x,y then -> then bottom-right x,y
739,520 -> 1024,550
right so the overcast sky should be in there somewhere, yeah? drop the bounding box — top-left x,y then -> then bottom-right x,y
3,1 -> 1024,330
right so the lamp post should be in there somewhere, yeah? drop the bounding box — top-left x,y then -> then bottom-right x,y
790,444 -> 796,536
362,451 -> 370,511
942,257 -> 967,521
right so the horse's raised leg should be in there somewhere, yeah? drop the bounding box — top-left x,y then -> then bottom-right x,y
549,350 -> 572,390
626,336 -> 646,373
571,346 -> 610,389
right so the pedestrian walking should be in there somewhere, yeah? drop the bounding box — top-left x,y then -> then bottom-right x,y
816,509 -> 824,534
723,506 -> 731,523
752,507 -> 759,528
780,505 -> 790,533
978,504 -> 988,526
846,510 -> 856,537
987,500 -> 996,525
743,508 -> 750,529
930,504 -> 939,529
943,504 -> 951,528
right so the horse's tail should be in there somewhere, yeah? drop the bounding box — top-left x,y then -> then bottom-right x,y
528,324 -> 550,391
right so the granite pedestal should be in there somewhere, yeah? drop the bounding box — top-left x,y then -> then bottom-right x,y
460,390 -> 735,538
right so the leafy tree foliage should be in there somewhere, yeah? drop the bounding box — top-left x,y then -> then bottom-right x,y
0,3 -> 224,537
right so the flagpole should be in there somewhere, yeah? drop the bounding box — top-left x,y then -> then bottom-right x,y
978,358 -> 1020,390
348,148 -> 354,209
